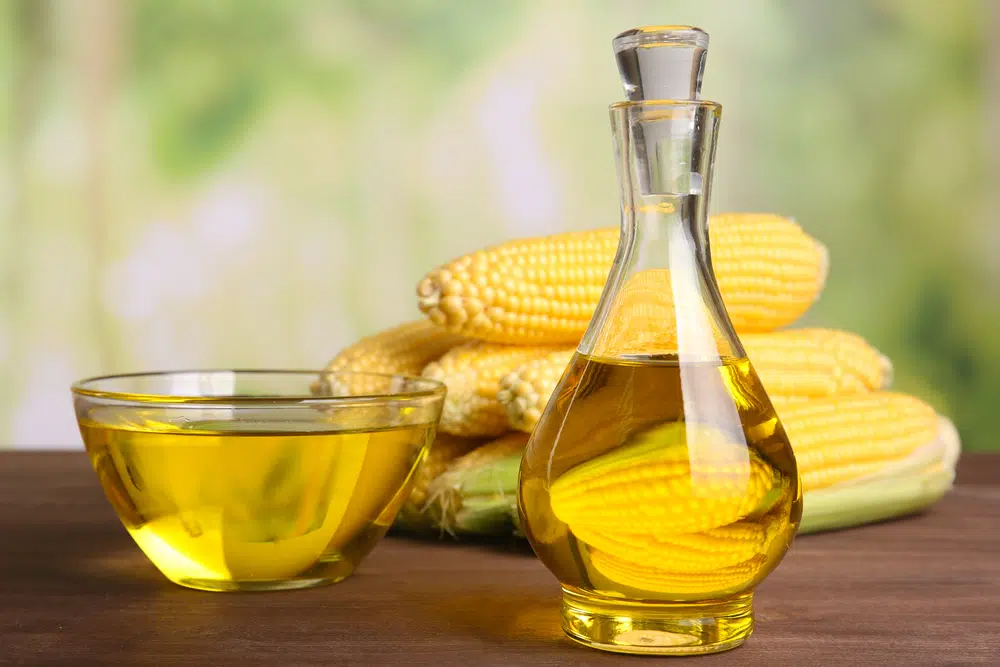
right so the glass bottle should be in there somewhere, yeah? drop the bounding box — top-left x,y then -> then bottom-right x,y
517,26 -> 801,655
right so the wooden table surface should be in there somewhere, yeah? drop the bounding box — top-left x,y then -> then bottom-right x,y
1,453 -> 998,666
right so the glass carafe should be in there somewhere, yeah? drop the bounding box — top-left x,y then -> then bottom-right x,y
517,26 -> 801,655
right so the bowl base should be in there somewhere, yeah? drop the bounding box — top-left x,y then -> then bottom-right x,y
561,588 -> 753,655
173,574 -> 350,592
170,557 -> 357,592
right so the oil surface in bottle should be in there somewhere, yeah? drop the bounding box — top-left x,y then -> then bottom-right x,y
81,416 -> 432,590
519,352 -> 801,604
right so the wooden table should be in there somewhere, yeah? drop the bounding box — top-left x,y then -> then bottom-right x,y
1,453 -> 998,666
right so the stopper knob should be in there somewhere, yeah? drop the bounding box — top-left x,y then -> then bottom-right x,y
613,26 -> 709,101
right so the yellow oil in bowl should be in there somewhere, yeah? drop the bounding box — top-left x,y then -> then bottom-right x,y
73,370 -> 445,592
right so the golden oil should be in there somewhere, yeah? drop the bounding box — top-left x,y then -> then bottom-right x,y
518,353 -> 801,653
81,416 -> 433,591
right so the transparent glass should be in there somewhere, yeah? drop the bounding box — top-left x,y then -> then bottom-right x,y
517,101 -> 802,655
72,370 -> 445,592
614,25 -> 709,101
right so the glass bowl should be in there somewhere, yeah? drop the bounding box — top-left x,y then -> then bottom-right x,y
71,370 -> 446,592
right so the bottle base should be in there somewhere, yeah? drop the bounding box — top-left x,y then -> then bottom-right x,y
561,588 -> 753,655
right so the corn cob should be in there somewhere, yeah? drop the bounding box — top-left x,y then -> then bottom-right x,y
416,214 -> 828,344
546,393 -> 938,534
548,422 -> 781,535
421,342 -> 561,437
779,392 -> 939,492
417,393 -> 955,539
316,320 -> 466,394
799,415 -> 958,533
498,329 -> 892,433
393,433 -> 485,531
546,393 -> 939,550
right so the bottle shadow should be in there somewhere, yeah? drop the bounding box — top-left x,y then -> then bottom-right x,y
418,587 -> 569,648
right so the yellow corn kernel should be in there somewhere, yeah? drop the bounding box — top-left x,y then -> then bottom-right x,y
572,521 -> 773,573
436,431 -> 531,476
317,320 -> 466,394
549,423 -> 776,535
777,392 -> 940,492
416,214 -> 828,344
422,343 -> 561,437
588,268 -> 737,357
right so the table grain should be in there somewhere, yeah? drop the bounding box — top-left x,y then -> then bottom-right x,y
1,452 -> 998,666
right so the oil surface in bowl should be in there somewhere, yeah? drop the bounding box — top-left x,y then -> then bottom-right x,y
81,414 -> 432,591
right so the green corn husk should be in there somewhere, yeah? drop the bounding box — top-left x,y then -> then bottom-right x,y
426,450 -> 523,535
419,415 -> 960,539
413,432 -> 528,535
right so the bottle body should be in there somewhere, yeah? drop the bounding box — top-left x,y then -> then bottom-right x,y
518,352 -> 800,652
517,100 -> 801,654
520,352 -> 799,596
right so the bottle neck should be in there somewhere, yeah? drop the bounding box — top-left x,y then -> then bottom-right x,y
580,101 -> 742,362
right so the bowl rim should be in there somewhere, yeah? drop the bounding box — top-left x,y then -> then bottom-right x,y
70,369 -> 447,405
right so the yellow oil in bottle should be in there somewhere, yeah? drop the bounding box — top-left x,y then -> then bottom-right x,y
81,417 -> 433,591
518,352 -> 801,653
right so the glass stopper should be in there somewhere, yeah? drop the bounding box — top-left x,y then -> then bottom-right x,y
613,26 -> 709,101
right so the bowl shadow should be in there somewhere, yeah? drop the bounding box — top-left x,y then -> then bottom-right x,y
0,511 -> 167,595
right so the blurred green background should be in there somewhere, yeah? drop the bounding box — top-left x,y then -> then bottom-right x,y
2,0 -> 996,450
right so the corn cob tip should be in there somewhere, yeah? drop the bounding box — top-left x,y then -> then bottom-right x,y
495,377 -> 525,430
416,276 -> 442,312
878,353 -> 894,389
816,239 -> 830,289
497,349 -> 576,432
937,415 -> 961,471
417,273 -> 503,336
